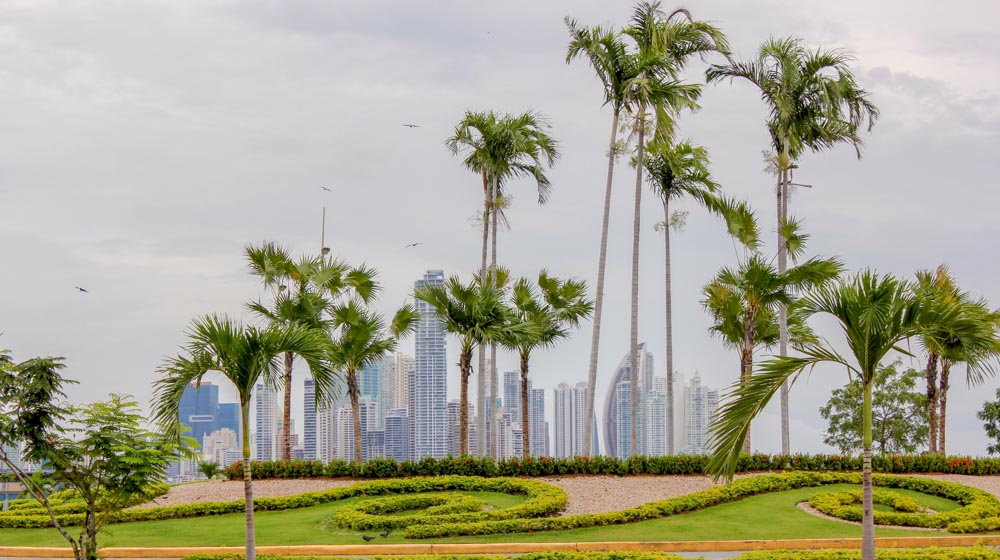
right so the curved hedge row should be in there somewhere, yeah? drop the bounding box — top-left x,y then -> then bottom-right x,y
226,454 -> 1000,480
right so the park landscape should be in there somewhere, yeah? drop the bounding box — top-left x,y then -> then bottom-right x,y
1,2 -> 1000,560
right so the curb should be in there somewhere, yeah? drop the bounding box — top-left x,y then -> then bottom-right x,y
4,537 -> 1000,558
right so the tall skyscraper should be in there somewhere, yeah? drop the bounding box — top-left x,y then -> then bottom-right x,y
216,402 -> 241,445
528,387 -> 547,457
553,382 -> 590,458
358,360 -> 382,427
303,378 -> 317,460
503,371 -> 521,422
603,343 -> 654,457
255,383 -> 278,461
393,352 -> 414,410
384,408 -> 409,462
317,399 -> 335,461
645,378 -> 669,457
379,353 -> 396,427
179,382 -> 219,448
495,411 -> 522,459
411,270 -> 448,459
682,373 -> 719,455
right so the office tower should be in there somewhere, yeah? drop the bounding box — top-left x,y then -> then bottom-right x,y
411,270 -> 448,459
446,400 -> 476,457
317,399 -> 335,461
358,360 -> 381,427
495,411 -> 522,459
393,352 -> 414,410
645,378 -> 669,456
203,428 -> 240,467
553,382 -> 592,458
365,430 -> 385,461
179,381 -> 219,448
528,387 -> 547,457
384,408 -> 410,462
380,353 -> 396,427
334,406 -> 354,461
255,383 -> 278,461
503,371 -> 521,421
303,378 -> 317,459
682,373 -> 719,454
216,403 -> 241,446
602,342 -> 654,458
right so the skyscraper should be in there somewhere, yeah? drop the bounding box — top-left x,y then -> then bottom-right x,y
303,378 -> 317,460
380,353 -> 396,427
358,360 -> 382,427
602,342 -> 654,457
411,270 -> 448,459
528,387 -> 547,457
255,383 -> 278,461
384,408 -> 409,462
645,378 -> 669,457
682,373 -> 719,455
503,371 -> 521,422
393,352 -> 414,410
179,381 -> 219,448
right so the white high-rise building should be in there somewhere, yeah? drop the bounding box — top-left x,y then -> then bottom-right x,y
603,343 -> 655,457
303,378 -> 317,460
446,400 -> 476,457
682,373 -> 719,455
317,398 -> 335,461
553,382 -> 589,458
411,270 -> 448,459
380,353 -> 396,427
384,408 -> 409,462
254,384 -> 278,461
203,428 -> 240,467
645,377 -> 669,456
495,410 -> 522,459
394,352 -> 414,410
334,406 -> 354,461
528,387 -> 547,457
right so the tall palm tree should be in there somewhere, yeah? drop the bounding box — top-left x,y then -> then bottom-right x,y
445,110 -> 559,457
620,2 -> 725,456
414,269 -> 522,456
706,271 -> 978,560
152,315 -> 333,560
702,251 -> 842,452
245,242 -> 376,460
328,299 -> 418,463
707,37 -> 879,453
645,139 -> 720,454
504,272 -> 594,456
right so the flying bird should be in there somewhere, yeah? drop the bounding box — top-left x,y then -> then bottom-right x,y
321,186 -> 332,192
75,286 -> 89,293
380,529 -> 393,538
402,123 -> 420,128
404,242 -> 423,248
361,535 -> 377,542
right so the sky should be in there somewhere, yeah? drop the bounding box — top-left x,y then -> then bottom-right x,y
1,0 -> 998,456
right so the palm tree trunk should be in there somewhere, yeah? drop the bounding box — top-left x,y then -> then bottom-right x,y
629,109 -> 646,458
583,107 -> 620,457
861,380 -> 875,560
241,402 -> 256,560
741,312 -> 757,454
460,349 -> 472,456
477,170 -> 489,458
520,350 -> 530,458
282,351 -> 294,461
926,351 -> 939,453
348,369 -> 363,464
489,175 -> 499,458
662,199 -> 674,455
938,360 -> 951,454
777,158 -> 790,456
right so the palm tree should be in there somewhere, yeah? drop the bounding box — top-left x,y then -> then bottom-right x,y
445,110 -> 559,457
619,2 -> 725,456
707,37 -> 879,453
328,299 -> 418,463
414,269 -> 522,456
245,242 -> 376,460
706,271 -> 979,560
701,251 -> 842,452
152,315 -> 333,560
504,272 -> 594,456
645,139 -> 720,454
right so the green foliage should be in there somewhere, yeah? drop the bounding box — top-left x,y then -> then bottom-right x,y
819,360 -> 928,454
978,387 -> 1000,455
198,461 -> 224,480
182,553 -> 695,560
737,548 -> 1000,560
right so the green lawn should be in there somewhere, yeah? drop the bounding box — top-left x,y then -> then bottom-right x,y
0,485 -> 973,548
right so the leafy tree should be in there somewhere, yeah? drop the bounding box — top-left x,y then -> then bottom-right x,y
706,270 -> 979,560
414,269 -> 529,456
819,360 -> 928,455
445,110 -> 559,457
198,461 -> 223,480
1,352 -> 183,560
503,272 -> 593,456
153,315 -> 334,560
245,242 -> 376,460
328,299 -> 418,463
708,37 -> 879,453
978,388 -> 1000,455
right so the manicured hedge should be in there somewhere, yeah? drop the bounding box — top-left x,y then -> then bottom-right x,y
225,454 -> 1000,480
181,548 -> 1000,560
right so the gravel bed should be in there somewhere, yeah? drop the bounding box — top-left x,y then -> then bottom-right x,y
135,473 -> 1000,515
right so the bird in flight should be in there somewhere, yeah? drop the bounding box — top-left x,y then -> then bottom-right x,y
320,186 -> 332,192
75,286 -> 89,293
402,124 -> 420,128
404,242 -> 423,248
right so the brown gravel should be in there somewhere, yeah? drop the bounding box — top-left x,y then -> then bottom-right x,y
134,473 -> 1000,515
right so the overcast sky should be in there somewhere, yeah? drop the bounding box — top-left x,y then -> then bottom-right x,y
1,0 -> 998,456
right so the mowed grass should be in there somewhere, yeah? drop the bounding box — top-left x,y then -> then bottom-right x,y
0,484 -> 977,547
